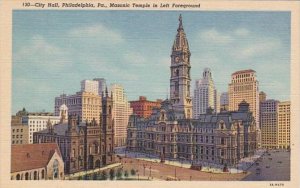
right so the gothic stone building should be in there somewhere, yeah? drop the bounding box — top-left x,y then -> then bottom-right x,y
127,100 -> 257,167
33,91 -> 114,174
126,15 -> 258,167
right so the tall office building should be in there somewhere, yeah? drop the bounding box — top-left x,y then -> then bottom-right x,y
277,101 -> 290,149
54,92 -> 101,123
93,78 -> 107,96
228,69 -> 259,128
110,84 -> 133,147
260,99 -> 279,149
259,91 -> 267,103
80,80 -> 99,95
193,68 -> 217,118
220,92 -> 229,111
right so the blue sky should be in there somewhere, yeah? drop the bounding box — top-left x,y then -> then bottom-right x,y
13,11 -> 290,114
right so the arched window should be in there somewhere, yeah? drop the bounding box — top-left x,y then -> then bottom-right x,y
109,106 -> 111,114
41,170 -> 45,179
25,172 -> 29,180
53,159 -> 59,179
16,174 -> 21,180
34,171 -> 37,180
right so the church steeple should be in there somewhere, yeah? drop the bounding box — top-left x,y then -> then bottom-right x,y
170,15 -> 192,119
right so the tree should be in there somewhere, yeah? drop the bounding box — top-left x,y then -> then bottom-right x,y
130,169 -> 136,176
109,169 -> 115,180
101,171 -> 108,180
116,168 -> 123,180
124,170 -> 129,179
93,173 -> 98,180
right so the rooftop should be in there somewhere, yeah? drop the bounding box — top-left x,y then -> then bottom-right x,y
11,143 -> 62,173
232,69 -> 256,76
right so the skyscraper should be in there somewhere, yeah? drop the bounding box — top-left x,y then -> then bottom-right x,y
278,101 -> 290,149
80,80 -> 99,95
110,84 -> 133,147
170,14 -> 192,119
54,92 -> 101,123
93,78 -> 107,96
260,99 -> 279,149
228,69 -> 259,128
259,91 -> 267,103
220,92 -> 229,111
193,68 -> 217,118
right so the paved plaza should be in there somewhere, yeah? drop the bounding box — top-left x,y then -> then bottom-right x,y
242,150 -> 290,181
120,157 -> 248,181
115,147 -> 290,181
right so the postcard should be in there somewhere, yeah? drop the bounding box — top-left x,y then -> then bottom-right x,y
0,0 -> 299,188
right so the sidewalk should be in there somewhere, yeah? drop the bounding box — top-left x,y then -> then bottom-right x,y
65,162 -> 122,179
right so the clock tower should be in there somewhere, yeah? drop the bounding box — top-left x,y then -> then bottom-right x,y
170,15 -> 192,119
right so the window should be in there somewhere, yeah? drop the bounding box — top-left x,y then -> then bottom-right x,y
16,174 -> 21,180
221,138 -> 225,145
53,159 -> 59,179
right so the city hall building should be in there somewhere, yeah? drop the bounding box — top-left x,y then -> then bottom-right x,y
126,15 -> 258,167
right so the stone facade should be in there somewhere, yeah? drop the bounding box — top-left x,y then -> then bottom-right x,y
127,101 -> 257,167
126,15 -> 257,167
33,91 -> 115,174
169,15 -> 192,119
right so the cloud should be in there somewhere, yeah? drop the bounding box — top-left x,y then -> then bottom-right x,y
236,37 -> 281,59
68,24 -> 123,44
123,52 -> 147,67
14,35 -> 71,72
199,28 -> 233,44
234,28 -> 250,37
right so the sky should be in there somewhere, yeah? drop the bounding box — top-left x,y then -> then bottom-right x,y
12,10 -> 290,114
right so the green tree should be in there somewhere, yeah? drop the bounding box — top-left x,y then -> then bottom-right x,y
93,173 -> 98,180
116,168 -> 123,180
101,171 -> 108,180
109,169 -> 115,180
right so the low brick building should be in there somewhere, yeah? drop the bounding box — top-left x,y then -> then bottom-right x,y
130,96 -> 162,118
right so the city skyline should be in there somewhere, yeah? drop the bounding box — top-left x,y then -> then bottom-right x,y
13,11 -> 290,114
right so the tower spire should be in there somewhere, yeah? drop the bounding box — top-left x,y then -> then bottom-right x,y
170,14 -> 192,119
178,14 -> 183,31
